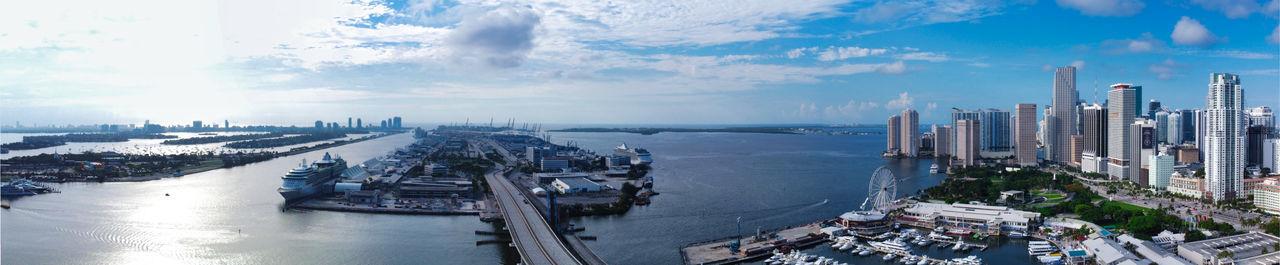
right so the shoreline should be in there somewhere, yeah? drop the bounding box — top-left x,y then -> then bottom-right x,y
13,132 -> 404,184
290,198 -> 482,215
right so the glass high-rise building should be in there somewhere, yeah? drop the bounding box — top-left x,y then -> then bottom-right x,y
1050,66 -> 1078,165
1205,73 -> 1244,202
900,109 -> 919,157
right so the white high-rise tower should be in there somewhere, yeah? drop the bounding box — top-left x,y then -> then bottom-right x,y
1205,73 -> 1244,202
1107,84 -> 1136,181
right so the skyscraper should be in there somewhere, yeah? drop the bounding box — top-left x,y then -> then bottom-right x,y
1050,66 -> 1078,165
887,115 -> 901,154
1133,85 -> 1144,117
315,120 -> 324,128
348,117 -> 353,128
357,118 -> 363,129
1108,84 -> 1137,181
1082,104 -> 1107,173
1247,106 -> 1275,129
1168,111 -> 1182,145
1179,109 -> 1196,144
393,116 -> 402,128
224,120 -> 229,130
1155,111 -> 1169,144
1205,73 -> 1244,202
1133,119 -> 1156,187
900,109 -> 919,157
980,109 -> 1012,156
933,125 -> 952,157
1148,99 -> 1161,119
956,119 -> 980,167
192,120 -> 202,129
1015,104 -> 1037,166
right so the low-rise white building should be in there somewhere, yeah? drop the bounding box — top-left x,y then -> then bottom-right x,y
898,202 -> 1040,234
1255,179 -> 1280,215
1178,232 -> 1280,265
1084,237 -> 1143,265
1167,172 -> 1205,199
551,177 -> 601,194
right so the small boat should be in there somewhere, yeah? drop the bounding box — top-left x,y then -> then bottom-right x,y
952,243 -> 963,251
858,249 -> 874,256
929,163 -> 940,174
884,253 -> 897,261
917,258 -> 931,265
1008,231 -> 1027,239
839,243 -> 854,251
961,244 -> 972,251
1,203 -> 9,209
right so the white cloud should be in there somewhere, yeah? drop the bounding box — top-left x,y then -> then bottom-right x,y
1270,24 -> 1280,45
786,47 -> 818,59
533,0 -> 848,47
1100,33 -> 1166,54
852,0 -> 1031,33
1190,0 -> 1262,19
817,46 -> 889,61
1171,17 -> 1220,47
1070,60 -> 1086,70
926,102 -> 938,112
1055,0 -> 1145,17
968,62 -> 990,68
885,91 -> 915,110
448,7 -> 541,69
895,52 -> 950,62
1147,58 -> 1185,80
878,61 -> 908,74
1041,64 -> 1054,72
822,100 -> 881,119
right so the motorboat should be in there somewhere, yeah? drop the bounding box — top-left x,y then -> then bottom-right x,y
883,253 -> 898,261
838,243 -> 854,251
952,242 -> 963,251
1008,231 -> 1027,239
929,163 -> 941,174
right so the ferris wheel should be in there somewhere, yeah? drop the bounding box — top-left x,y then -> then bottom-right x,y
860,166 -> 897,212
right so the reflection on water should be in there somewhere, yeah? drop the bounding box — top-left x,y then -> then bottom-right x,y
2,133 -> 515,265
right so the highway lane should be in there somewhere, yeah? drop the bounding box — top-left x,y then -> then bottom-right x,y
487,165 -> 582,265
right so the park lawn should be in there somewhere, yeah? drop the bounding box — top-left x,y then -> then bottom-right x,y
1104,201 -> 1149,212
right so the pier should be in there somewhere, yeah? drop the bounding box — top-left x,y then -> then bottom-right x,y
679,222 -> 826,265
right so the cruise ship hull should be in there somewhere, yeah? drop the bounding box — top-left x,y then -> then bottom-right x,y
278,179 -> 336,201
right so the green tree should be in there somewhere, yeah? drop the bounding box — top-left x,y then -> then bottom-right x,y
1186,230 -> 1206,242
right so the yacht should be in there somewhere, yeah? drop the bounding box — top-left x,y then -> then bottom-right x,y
1028,241 -> 1056,256
1008,231 -> 1027,239
838,243 -> 854,251
871,240 -> 911,253
929,163 -> 940,174
858,248 -> 874,256
952,242 -> 963,251
883,253 -> 898,261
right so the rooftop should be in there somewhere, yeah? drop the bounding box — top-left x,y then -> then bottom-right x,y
554,177 -> 600,188
1180,232 -> 1280,261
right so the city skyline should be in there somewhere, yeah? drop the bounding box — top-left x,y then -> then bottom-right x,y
3,0 -> 1279,126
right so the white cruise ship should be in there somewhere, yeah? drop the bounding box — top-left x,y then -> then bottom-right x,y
278,152 -> 348,201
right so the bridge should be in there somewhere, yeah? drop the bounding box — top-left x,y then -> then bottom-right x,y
481,138 -> 606,265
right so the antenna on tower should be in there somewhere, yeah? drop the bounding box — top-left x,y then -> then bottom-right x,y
1093,76 -> 1098,105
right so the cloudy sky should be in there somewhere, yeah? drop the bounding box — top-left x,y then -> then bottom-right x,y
2,0 -> 1278,126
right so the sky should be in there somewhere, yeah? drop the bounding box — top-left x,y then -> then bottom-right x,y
1,0 -> 1278,127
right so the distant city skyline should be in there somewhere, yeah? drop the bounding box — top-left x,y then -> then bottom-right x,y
2,0 -> 1278,125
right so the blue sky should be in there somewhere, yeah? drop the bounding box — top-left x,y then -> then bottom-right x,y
1,0 -> 1277,126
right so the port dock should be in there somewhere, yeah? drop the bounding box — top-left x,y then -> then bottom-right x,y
680,222 -> 826,265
